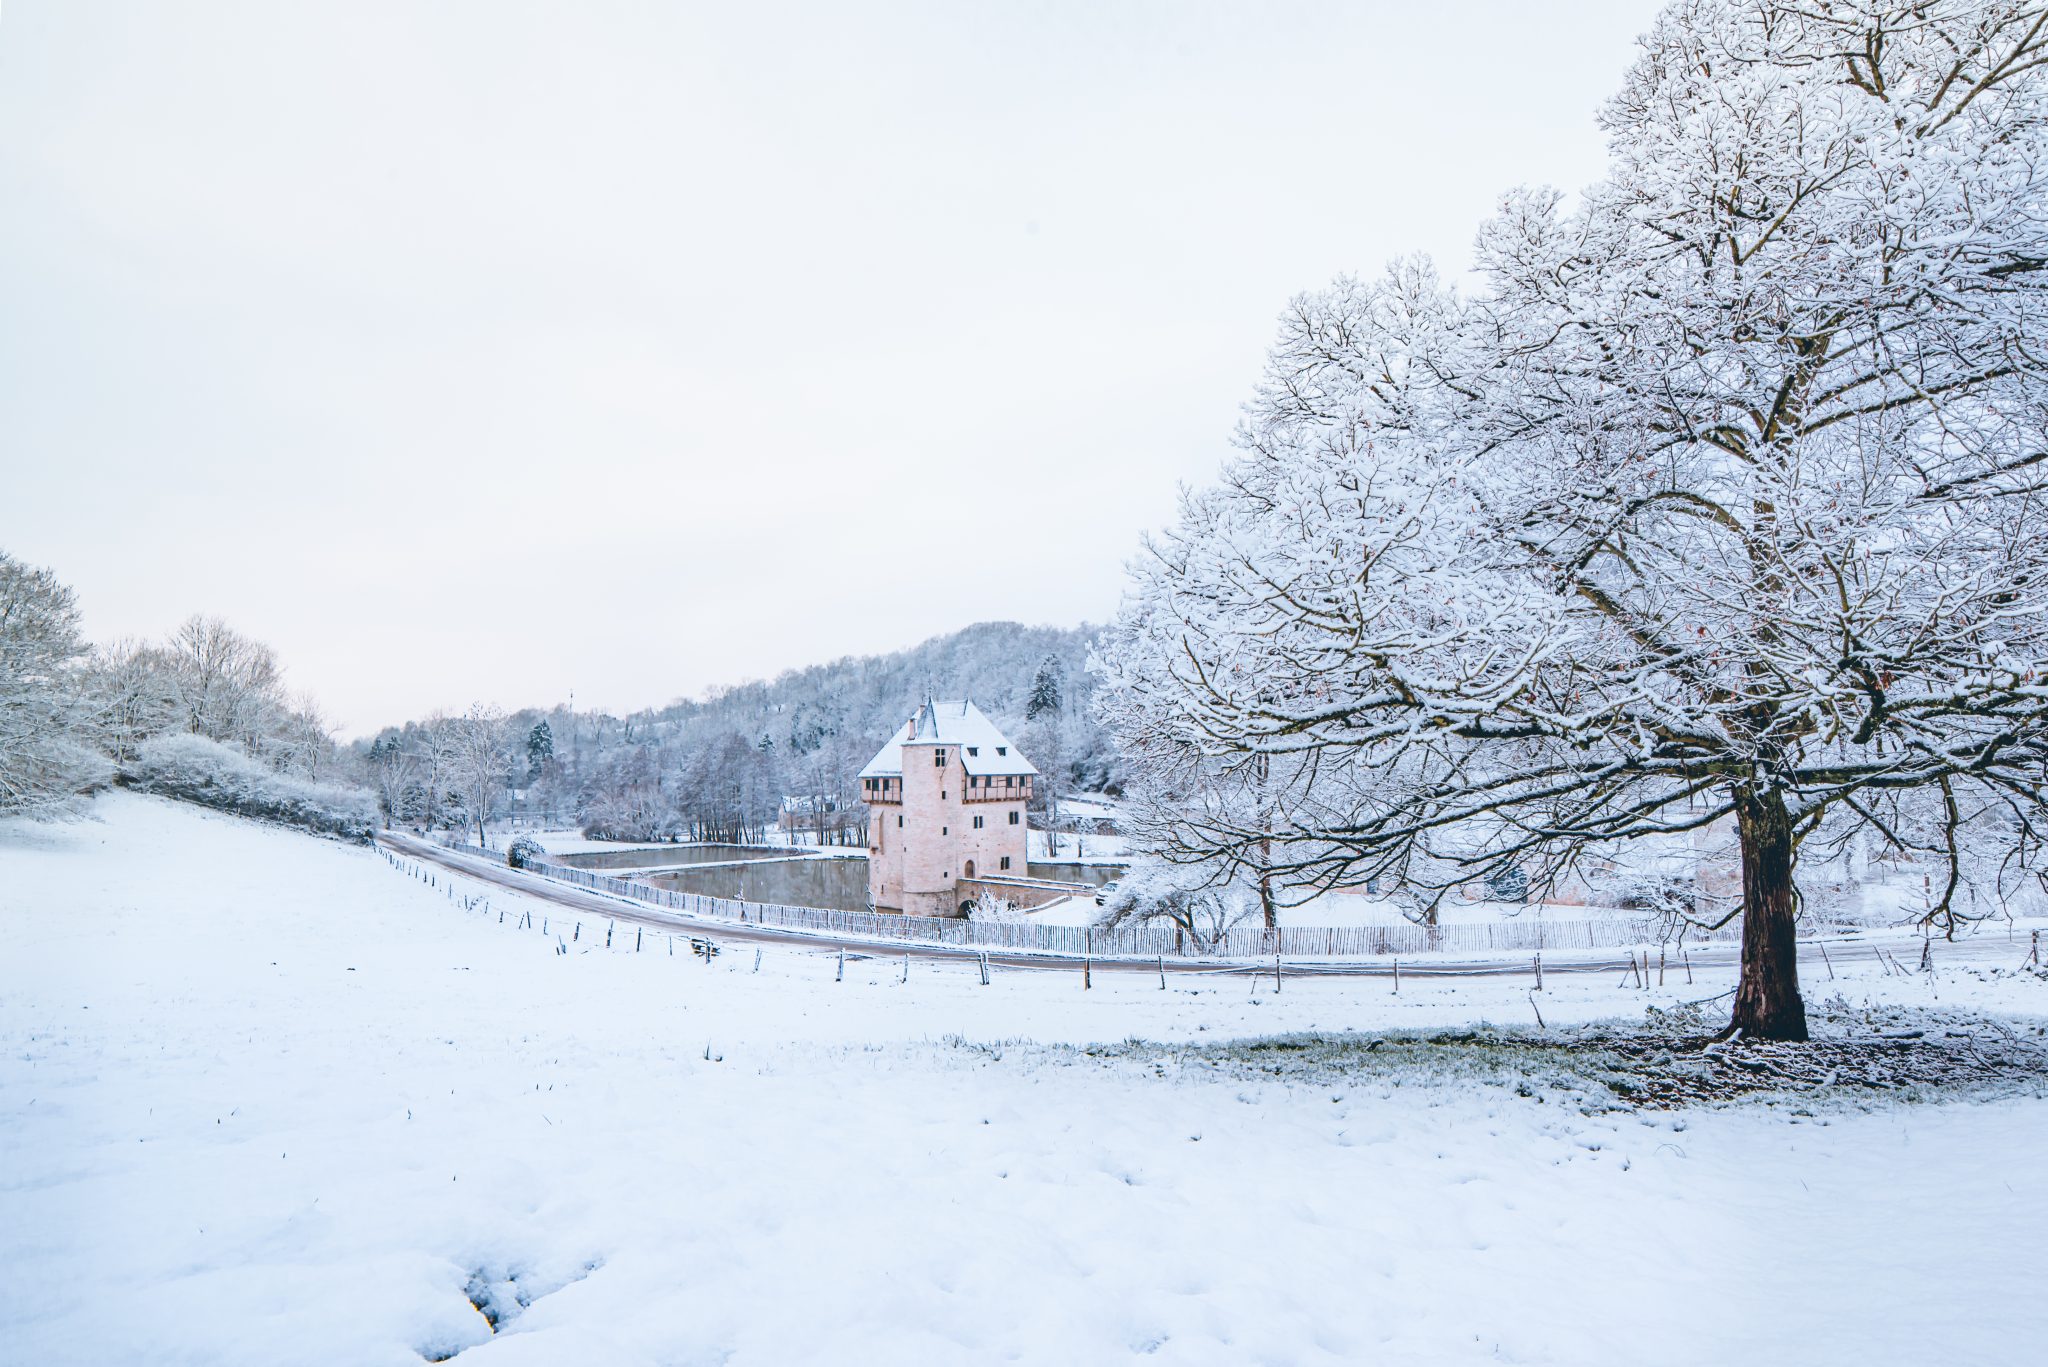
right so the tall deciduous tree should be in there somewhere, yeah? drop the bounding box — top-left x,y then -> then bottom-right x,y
1101,0 -> 2048,1041
0,551 -> 108,815
162,615 -> 286,749
444,703 -> 515,847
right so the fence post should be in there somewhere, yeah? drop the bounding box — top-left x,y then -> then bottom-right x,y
1392,958 -> 1400,993
1274,951 -> 1282,994
1158,955 -> 1166,990
1534,951 -> 1543,991
837,947 -> 845,982
1083,957 -> 1092,990
980,952 -> 990,986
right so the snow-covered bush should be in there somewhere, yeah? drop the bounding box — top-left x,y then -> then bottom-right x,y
1094,860 -> 1258,952
966,889 -> 1022,923
123,733 -> 377,843
507,836 -> 548,870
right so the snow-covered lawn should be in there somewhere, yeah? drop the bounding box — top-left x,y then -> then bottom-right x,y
4,794 -> 2045,1365
1030,827 -> 1130,863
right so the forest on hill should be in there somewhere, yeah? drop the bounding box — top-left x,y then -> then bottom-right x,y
363,620 -> 1119,844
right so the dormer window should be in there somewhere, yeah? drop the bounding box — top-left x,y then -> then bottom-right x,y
967,746 -> 979,756
996,746 -> 1007,756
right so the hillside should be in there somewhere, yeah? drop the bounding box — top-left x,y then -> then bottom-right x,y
5,795 -> 2044,1364
365,621 -> 1119,843
646,619 -> 1112,784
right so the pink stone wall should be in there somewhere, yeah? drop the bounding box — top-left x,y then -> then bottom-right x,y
869,740 -> 1030,916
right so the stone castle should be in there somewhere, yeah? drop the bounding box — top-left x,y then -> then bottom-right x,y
859,698 -> 1035,917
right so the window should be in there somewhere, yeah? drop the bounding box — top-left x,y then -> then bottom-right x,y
941,826 -> 948,836
967,746 -> 979,756
1005,776 -> 1014,788
972,815 -> 983,829
897,815 -> 903,827
1008,811 -> 1019,825
996,746 -> 1006,756
934,750 -> 947,767
999,856 -> 1011,870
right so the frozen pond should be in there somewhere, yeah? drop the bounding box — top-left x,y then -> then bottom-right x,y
648,856 -> 871,912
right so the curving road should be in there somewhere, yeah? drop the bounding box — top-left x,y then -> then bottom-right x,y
376,831 -> 2029,983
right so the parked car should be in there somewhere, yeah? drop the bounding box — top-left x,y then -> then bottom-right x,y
1094,879 -> 1120,907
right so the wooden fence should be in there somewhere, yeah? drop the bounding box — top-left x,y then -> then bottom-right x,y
436,839 -> 1740,961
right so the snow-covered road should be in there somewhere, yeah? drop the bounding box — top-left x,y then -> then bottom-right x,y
5,794 -> 2045,1366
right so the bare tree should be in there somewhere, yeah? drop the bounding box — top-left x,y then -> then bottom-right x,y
162,615 -> 285,749
81,637 -> 179,764
443,703 -> 515,847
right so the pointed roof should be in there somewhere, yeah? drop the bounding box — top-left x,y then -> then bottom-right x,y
860,699 -> 1038,779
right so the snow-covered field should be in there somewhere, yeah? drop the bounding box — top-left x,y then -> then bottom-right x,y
5,794 -> 2046,1365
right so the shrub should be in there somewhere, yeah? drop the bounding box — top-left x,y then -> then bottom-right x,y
507,836 -> 547,870
965,889 -> 1022,923
123,733 -> 377,843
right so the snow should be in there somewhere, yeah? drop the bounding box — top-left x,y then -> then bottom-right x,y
481,827 -> 673,855
1029,828 -> 1130,862
858,699 -> 1038,779
5,793 -> 2047,1365
1022,893 -> 1103,926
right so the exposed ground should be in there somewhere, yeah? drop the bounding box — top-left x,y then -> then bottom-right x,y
1091,997 -> 2048,1110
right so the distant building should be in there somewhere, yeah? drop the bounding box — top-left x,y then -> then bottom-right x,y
859,698 -> 1035,916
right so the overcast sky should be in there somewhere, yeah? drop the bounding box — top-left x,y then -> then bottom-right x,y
0,1 -> 1659,735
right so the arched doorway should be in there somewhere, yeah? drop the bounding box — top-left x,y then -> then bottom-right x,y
963,859 -> 976,879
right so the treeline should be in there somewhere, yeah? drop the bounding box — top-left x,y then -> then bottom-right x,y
0,550 -> 372,838
3,547 -> 1120,850
358,621 -> 1121,845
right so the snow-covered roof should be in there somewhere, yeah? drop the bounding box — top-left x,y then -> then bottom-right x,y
859,699 -> 1038,779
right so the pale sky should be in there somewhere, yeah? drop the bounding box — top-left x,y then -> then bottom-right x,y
0,1 -> 1660,735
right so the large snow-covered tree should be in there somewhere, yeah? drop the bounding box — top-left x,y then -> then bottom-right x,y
1100,0 -> 2048,1040
0,551 -> 109,816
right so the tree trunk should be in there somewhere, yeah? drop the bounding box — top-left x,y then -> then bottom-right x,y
1730,784 -> 1808,1041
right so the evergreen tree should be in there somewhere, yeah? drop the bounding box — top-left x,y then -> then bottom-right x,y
526,720 -> 554,780
1025,655 -> 1065,721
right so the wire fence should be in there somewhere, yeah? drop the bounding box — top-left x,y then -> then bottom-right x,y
425,838 -> 1747,961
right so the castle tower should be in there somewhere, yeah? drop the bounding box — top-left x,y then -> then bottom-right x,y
858,698 -> 1035,916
